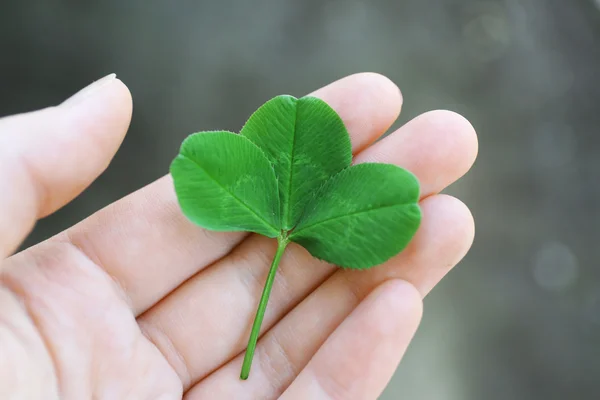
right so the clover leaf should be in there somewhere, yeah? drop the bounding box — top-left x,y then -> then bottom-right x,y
170,95 -> 421,380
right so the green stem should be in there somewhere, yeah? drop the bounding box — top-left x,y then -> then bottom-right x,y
240,236 -> 289,380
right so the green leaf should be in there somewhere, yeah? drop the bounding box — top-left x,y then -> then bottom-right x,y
240,95 -> 352,230
170,131 -> 280,238
290,163 -> 421,269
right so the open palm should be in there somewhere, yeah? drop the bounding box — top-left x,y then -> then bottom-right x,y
0,73 -> 477,399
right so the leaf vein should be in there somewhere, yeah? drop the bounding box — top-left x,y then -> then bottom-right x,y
292,202 -> 416,236
284,102 -> 299,228
180,153 -> 278,234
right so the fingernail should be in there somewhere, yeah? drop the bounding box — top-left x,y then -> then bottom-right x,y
62,73 -> 117,106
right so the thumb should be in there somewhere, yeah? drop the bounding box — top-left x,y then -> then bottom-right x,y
0,74 -> 132,258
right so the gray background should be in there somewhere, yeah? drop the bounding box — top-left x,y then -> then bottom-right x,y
1,0 -> 599,398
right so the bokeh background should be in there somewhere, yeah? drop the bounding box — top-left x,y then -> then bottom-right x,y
2,0 -> 599,398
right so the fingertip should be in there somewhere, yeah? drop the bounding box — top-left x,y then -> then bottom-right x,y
356,109 -> 478,197
39,76 -> 134,216
439,194 -> 476,261
113,78 -> 134,122
411,195 -> 475,295
375,279 -> 423,330
348,72 -> 403,113
105,78 -> 134,145
310,72 -> 403,151
340,71 -> 403,125
420,109 -> 478,180
61,74 -> 133,123
62,76 -> 133,166
86,76 -> 133,130
419,194 -> 475,254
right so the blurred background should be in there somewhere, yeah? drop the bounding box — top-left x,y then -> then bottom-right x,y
1,0 -> 599,398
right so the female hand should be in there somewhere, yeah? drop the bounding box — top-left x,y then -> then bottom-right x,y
0,73 -> 477,399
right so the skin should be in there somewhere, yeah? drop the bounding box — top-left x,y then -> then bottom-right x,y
0,72 -> 477,400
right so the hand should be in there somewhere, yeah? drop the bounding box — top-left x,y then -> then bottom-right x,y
0,73 -> 477,399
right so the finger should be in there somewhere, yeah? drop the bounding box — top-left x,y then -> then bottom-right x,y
0,74 -> 132,258
311,72 -> 403,153
55,72 -> 403,315
185,280 -> 421,400
279,280 -> 422,400
363,195 -> 475,296
183,195 -> 471,398
354,109 -> 478,198
138,111 -> 476,388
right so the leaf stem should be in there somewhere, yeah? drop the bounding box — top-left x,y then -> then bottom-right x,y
240,236 -> 289,380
